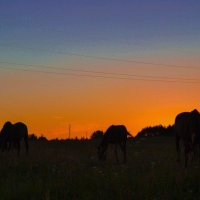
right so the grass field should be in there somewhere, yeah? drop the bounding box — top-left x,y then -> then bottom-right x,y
0,136 -> 200,200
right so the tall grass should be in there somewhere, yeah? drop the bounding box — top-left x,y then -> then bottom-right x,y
0,137 -> 200,199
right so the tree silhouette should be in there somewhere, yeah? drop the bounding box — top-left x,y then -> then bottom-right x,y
38,135 -> 48,141
90,130 -> 104,140
29,134 -> 38,141
136,125 -> 174,138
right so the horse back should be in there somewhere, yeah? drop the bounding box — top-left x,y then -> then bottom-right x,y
103,125 -> 128,144
13,122 -> 28,139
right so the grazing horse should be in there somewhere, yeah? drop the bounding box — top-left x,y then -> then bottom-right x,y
0,121 -> 29,154
175,109 -> 200,167
98,125 -> 131,163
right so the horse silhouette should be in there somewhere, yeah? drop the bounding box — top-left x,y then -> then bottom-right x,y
0,121 -> 29,154
98,125 -> 131,163
174,109 -> 200,167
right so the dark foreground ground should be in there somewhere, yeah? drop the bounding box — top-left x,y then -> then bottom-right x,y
0,136 -> 200,200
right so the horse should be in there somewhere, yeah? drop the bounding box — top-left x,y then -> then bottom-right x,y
98,125 -> 131,163
174,109 -> 200,167
0,121 -> 29,154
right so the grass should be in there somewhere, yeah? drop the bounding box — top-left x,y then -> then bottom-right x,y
0,137 -> 200,199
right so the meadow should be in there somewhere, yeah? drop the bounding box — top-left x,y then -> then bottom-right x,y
0,136 -> 200,200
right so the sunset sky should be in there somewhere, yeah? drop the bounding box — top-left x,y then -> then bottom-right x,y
0,0 -> 200,139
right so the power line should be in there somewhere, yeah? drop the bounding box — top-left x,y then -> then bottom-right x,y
0,43 -> 199,70
0,60 -> 199,82
1,65 -> 200,84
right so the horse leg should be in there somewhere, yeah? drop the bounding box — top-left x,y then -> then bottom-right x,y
123,143 -> 127,164
119,142 -> 127,164
2,140 -> 8,152
176,135 -> 181,162
102,146 -> 107,161
1,142 -> 5,152
8,141 -> 12,151
198,143 -> 200,165
184,143 -> 190,168
24,136 -> 29,154
114,144 -> 119,163
192,142 -> 198,163
16,140 -> 20,155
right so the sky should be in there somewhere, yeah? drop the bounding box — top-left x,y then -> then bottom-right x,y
0,0 -> 200,139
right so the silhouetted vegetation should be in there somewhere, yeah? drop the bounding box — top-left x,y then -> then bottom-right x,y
136,124 -> 174,138
29,134 -> 38,141
38,134 -> 48,142
0,136 -> 200,199
90,130 -> 104,140
1,110 -> 200,199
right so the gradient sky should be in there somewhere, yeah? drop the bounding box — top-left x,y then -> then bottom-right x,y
0,0 -> 200,139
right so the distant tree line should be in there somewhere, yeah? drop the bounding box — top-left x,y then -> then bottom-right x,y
29,124 -> 174,142
90,130 -> 104,140
136,125 -> 174,138
29,134 -> 48,141
29,134 -> 90,142
90,125 -> 174,140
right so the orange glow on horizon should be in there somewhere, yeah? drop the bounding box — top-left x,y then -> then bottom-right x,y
1,106 -> 198,140
1,57 -> 200,140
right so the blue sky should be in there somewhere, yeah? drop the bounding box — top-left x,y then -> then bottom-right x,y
1,0 -> 200,53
